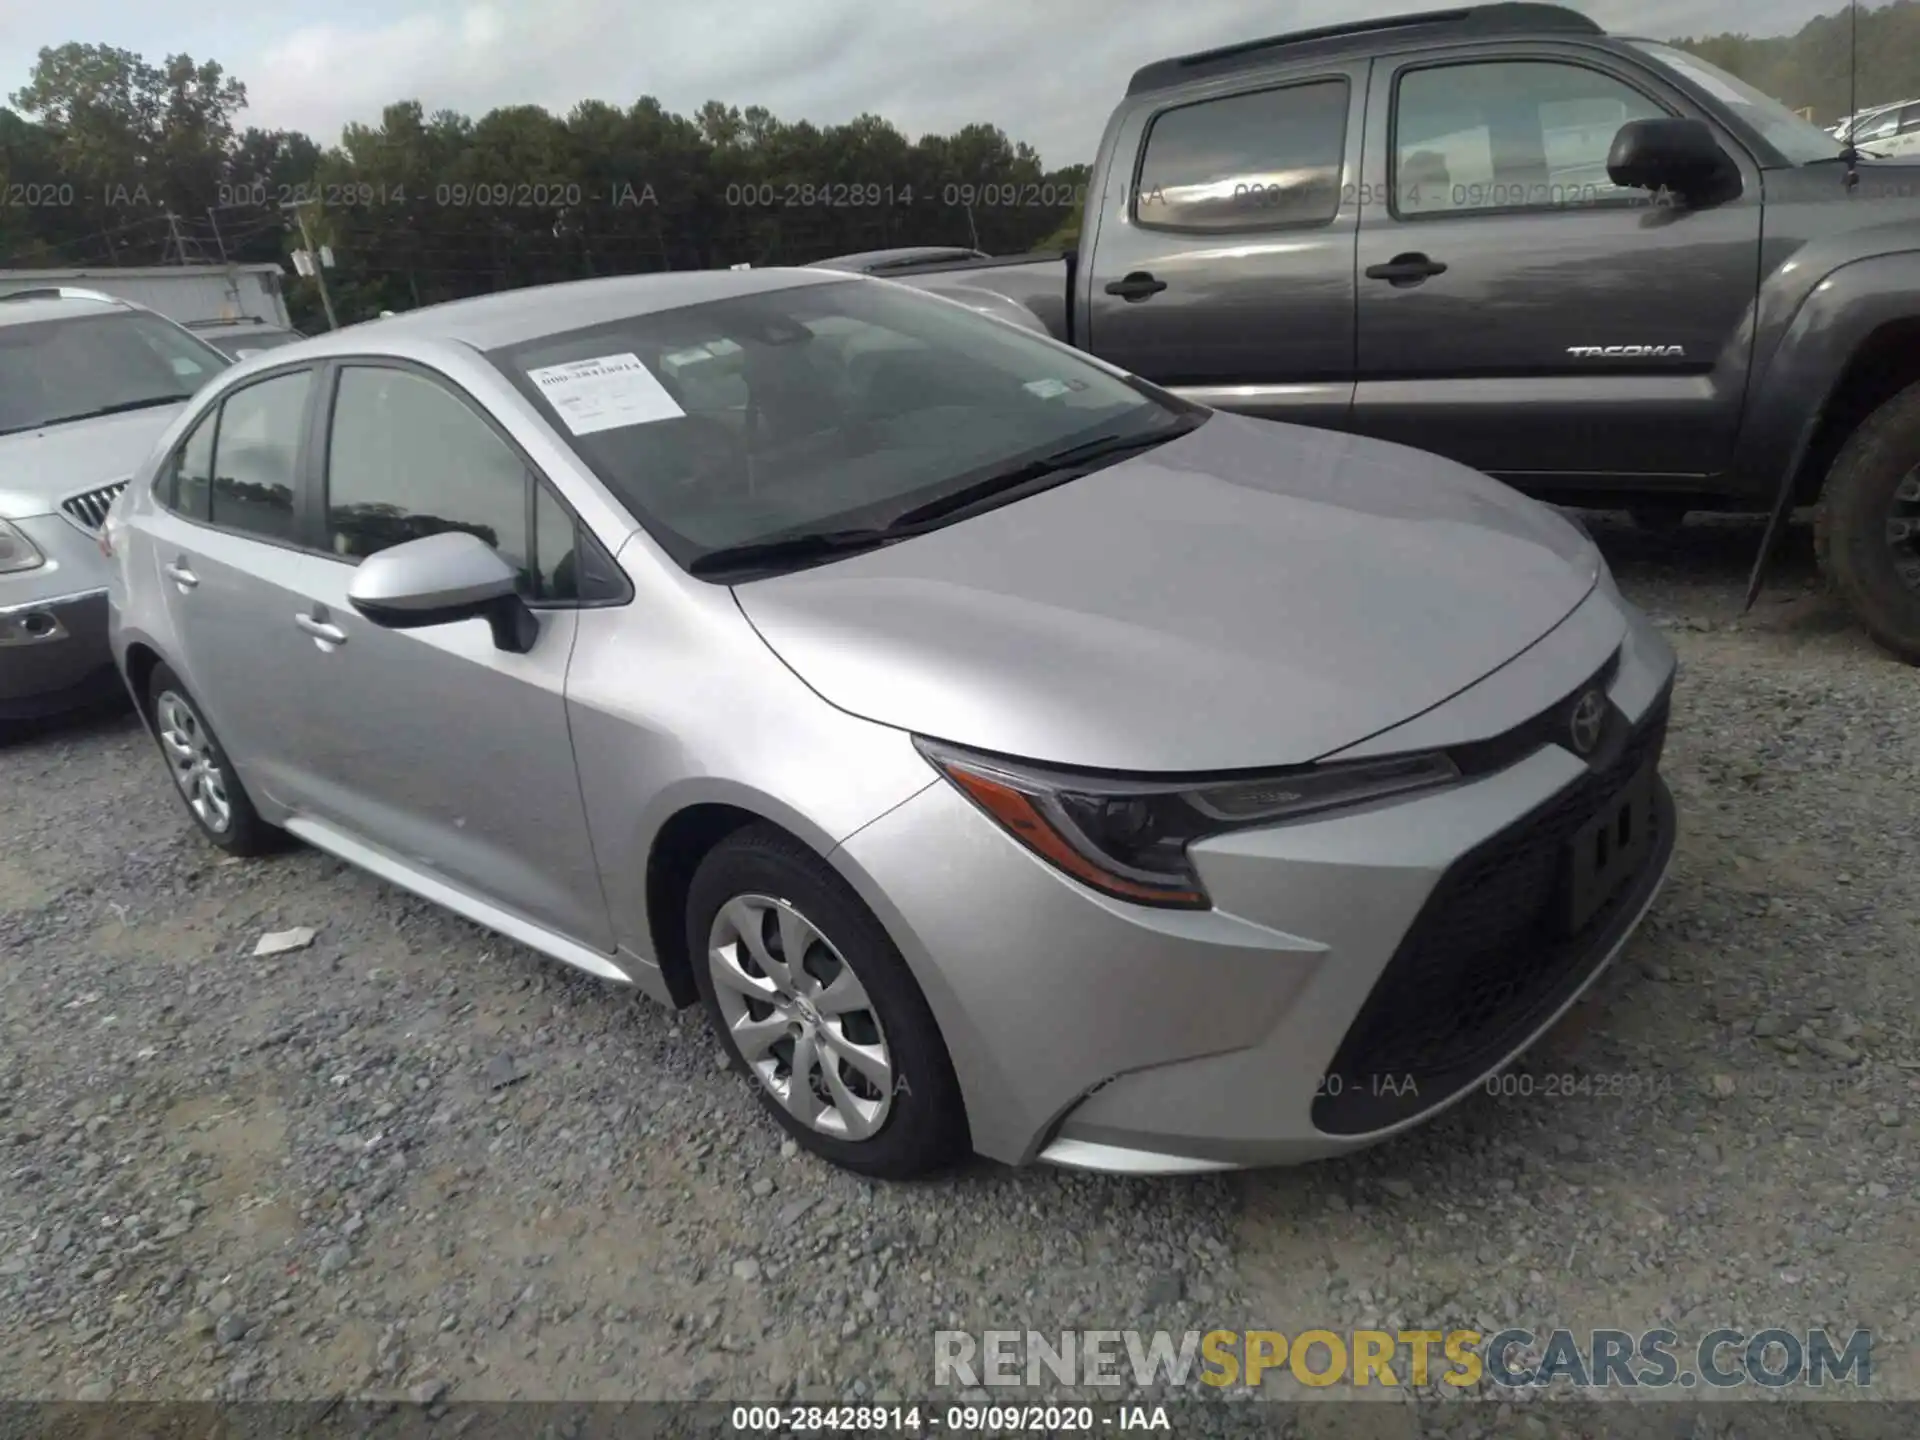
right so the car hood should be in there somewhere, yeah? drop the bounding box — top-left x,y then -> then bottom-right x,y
0,405 -> 183,519
732,413 -> 1602,773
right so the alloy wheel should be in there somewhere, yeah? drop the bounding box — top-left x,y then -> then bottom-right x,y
154,690 -> 232,834
706,893 -> 894,1140
1887,466 -> 1920,591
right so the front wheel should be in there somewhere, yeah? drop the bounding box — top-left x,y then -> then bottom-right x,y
687,824 -> 968,1179
1815,379 -> 1920,664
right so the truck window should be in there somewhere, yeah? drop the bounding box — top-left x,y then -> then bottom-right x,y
1392,61 -> 1667,216
1132,79 -> 1349,233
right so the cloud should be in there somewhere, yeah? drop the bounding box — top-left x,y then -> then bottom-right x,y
0,0 -> 1834,164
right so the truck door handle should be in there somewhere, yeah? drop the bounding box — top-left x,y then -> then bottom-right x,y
1104,271 -> 1168,302
1365,253 -> 1448,287
163,559 -> 199,591
294,612 -> 348,647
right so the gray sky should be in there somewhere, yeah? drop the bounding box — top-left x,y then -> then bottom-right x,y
1,0 -> 1837,168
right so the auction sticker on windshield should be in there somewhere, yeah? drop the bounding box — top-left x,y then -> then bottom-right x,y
1023,377 -> 1089,399
528,353 -> 684,435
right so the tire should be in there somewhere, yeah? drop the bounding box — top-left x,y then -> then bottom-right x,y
1814,379 -> 1920,664
687,824 -> 968,1179
145,663 -> 280,856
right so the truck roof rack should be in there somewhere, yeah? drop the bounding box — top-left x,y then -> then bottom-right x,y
1126,4 -> 1605,95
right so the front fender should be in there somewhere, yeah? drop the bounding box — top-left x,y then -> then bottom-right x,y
1735,249 -> 1920,485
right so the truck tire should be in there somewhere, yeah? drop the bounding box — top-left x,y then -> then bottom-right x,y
1814,379 -> 1920,664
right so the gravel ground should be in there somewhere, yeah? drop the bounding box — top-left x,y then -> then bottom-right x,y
2,516 -> 1916,1427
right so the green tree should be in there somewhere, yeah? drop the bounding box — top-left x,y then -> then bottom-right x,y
11,43 -> 245,260
1675,0 -> 1920,124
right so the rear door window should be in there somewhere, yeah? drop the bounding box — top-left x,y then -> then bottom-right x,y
208,370 -> 311,542
1134,79 -> 1351,232
163,409 -> 218,521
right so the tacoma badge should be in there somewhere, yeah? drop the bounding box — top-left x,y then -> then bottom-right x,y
1567,344 -> 1687,358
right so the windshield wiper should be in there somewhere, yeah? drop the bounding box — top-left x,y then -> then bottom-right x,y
687,526 -> 900,577
884,413 -> 1206,530
686,412 -> 1208,579
31,395 -> 187,428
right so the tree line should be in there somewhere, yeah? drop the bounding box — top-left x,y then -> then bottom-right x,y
1,2 -> 1915,331
1677,0 -> 1920,124
0,45 -> 1089,330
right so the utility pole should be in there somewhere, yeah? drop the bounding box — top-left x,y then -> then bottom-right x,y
165,211 -> 187,264
282,201 -> 338,330
206,207 -> 228,263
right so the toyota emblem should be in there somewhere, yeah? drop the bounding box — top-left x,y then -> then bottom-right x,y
1568,690 -> 1607,757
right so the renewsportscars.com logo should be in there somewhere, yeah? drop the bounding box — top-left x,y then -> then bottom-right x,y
934,1327 -> 1873,1391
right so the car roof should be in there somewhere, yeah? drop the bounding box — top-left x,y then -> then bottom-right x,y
294,267 -> 851,357
0,292 -> 137,330
1125,2 -> 1603,95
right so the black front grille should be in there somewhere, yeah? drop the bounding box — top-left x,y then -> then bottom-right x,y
1312,688 -> 1672,1136
61,480 -> 128,535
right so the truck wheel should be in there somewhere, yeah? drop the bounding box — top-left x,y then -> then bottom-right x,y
1815,379 -> 1920,664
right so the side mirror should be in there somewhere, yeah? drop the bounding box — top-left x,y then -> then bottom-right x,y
1607,118 -> 1740,204
346,531 -> 538,654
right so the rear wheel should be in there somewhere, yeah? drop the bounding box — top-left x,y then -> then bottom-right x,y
146,663 -> 280,855
687,824 -> 967,1179
1815,380 -> 1920,664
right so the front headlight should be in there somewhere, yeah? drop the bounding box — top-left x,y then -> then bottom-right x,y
0,519 -> 46,574
915,738 -> 1461,909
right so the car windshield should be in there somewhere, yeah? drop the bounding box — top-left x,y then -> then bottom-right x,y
1630,42 -> 1846,164
489,277 -> 1183,568
0,310 -> 231,435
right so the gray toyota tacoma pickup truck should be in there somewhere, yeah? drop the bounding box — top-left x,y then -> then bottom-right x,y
854,2 -> 1920,662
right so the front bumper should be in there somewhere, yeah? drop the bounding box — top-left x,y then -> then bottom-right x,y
0,512 -> 120,719
831,583 -> 1678,1170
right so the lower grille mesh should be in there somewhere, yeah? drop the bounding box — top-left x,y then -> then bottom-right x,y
1311,694 -> 1671,1136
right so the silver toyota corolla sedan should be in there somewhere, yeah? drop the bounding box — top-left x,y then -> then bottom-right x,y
105,268 -> 1677,1179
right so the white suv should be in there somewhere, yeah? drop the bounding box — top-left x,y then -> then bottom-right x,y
1835,98 -> 1920,156
0,289 -> 230,721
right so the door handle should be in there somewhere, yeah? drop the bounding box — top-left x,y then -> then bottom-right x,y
163,560 -> 199,591
294,612 -> 348,647
1104,271 -> 1168,302
1365,253 -> 1448,287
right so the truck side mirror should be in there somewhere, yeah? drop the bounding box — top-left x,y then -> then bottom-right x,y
1607,118 -> 1740,205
